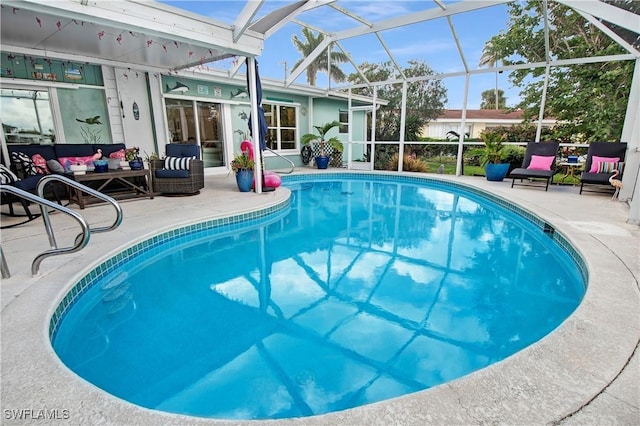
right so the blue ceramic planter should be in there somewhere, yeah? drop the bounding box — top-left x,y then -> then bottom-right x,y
93,160 -> 109,173
315,156 -> 330,169
485,163 -> 510,181
129,160 -> 144,170
235,169 -> 253,192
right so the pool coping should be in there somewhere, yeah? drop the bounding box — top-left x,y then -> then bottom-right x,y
1,171 -> 638,425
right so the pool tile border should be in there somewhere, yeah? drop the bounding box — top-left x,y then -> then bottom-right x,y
48,198 -> 290,341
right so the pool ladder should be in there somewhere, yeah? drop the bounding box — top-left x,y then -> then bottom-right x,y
0,174 -> 123,278
265,147 -> 295,174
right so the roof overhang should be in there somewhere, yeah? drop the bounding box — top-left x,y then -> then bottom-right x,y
166,66 -> 388,106
0,0 -> 264,73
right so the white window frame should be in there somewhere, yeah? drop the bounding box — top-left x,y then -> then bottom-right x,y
264,101 -> 299,153
339,109 -> 349,134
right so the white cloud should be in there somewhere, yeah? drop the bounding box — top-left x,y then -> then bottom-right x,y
389,40 -> 455,58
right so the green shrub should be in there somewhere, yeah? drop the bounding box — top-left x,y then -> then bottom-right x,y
502,145 -> 525,172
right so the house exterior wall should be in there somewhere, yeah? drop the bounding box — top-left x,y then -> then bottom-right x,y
309,97 -> 367,165
113,67 -> 155,158
1,51 -> 370,172
422,110 -> 556,139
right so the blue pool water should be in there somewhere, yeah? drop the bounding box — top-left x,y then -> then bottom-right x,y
52,175 -> 585,420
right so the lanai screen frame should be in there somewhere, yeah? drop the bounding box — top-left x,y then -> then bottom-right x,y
1,0 -> 638,219
273,0 -> 638,212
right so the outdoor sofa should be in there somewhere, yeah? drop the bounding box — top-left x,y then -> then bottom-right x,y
2,143 -> 127,221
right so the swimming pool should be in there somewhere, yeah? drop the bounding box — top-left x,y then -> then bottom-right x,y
51,173 -> 586,420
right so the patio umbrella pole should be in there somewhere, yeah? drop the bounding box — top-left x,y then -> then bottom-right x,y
247,56 -> 275,193
247,57 -> 263,194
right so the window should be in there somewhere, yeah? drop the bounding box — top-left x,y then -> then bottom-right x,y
339,109 -> 349,134
1,88 -> 55,144
264,103 -> 297,151
165,98 -> 195,143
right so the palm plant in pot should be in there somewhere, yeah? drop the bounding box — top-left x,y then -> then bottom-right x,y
479,129 -> 509,181
301,120 -> 342,169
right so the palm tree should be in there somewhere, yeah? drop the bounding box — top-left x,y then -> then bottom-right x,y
479,41 -> 502,110
291,28 -> 348,86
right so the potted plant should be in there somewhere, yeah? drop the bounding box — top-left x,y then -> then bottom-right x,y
230,151 -> 255,192
479,130 -> 509,181
143,150 -> 159,162
125,146 -> 144,170
301,120 -> 342,169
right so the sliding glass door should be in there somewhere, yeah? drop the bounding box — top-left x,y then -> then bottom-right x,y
164,98 -> 226,169
197,102 -> 225,168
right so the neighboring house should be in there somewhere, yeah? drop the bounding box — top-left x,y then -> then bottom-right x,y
422,109 -> 557,139
0,53 -> 379,173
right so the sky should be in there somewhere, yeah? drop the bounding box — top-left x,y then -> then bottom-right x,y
158,1 -> 523,109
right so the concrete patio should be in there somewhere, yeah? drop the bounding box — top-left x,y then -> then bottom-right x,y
1,170 -> 638,425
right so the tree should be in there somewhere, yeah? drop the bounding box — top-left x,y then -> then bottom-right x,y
480,89 -> 507,109
486,1 -> 635,142
347,60 -> 447,141
291,28 -> 348,86
479,41 -> 504,110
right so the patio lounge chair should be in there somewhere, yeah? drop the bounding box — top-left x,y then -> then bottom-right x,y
150,144 -> 204,195
579,142 -> 627,195
509,141 -> 560,191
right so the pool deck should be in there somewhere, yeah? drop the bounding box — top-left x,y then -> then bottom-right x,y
1,170 -> 638,425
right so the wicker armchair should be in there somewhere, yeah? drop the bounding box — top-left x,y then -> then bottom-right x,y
150,144 -> 204,195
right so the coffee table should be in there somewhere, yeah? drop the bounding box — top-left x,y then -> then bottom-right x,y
67,168 -> 154,209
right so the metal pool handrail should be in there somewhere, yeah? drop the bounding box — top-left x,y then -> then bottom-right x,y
36,174 -> 123,248
265,147 -> 295,174
0,185 -> 89,277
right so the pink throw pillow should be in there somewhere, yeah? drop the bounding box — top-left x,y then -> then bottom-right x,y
589,156 -> 620,173
31,153 -> 50,174
527,155 -> 554,171
109,149 -> 126,160
58,155 -> 96,171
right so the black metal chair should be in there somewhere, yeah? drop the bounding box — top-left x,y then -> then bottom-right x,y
579,142 -> 627,195
509,141 -> 560,191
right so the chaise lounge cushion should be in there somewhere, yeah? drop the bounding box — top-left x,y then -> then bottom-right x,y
12,175 -> 44,191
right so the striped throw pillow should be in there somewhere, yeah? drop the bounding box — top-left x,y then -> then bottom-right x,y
596,161 -> 625,174
0,164 -> 19,184
11,151 -> 39,176
164,156 -> 195,170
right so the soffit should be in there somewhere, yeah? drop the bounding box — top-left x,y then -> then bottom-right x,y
0,0 -> 264,73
